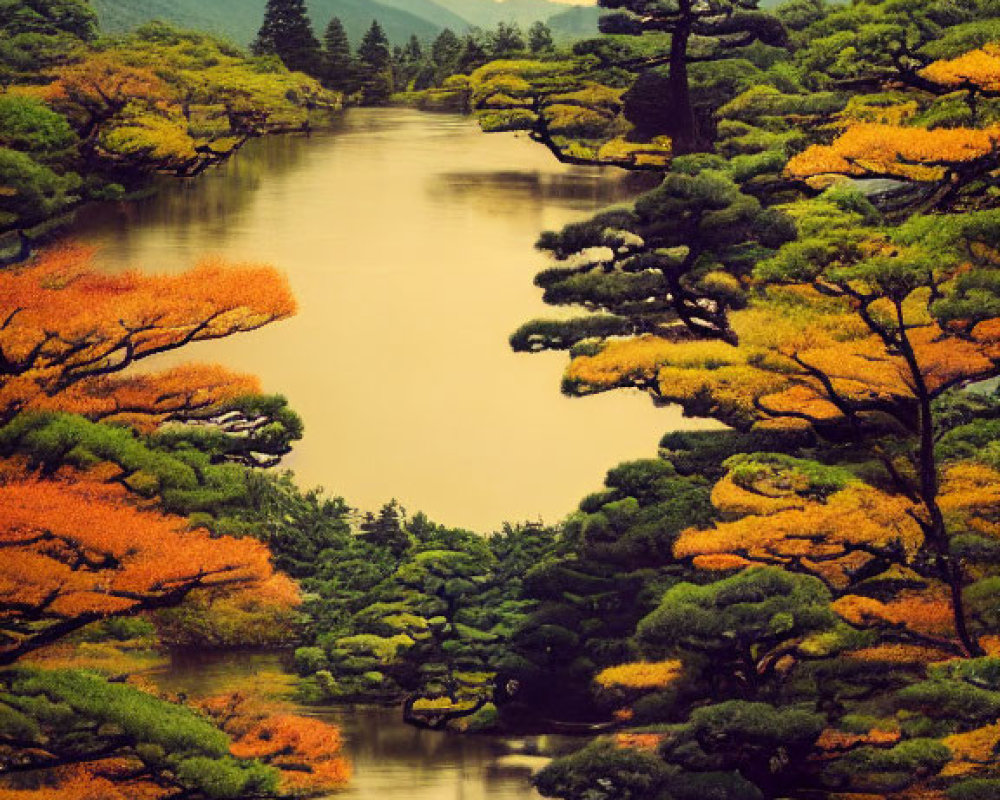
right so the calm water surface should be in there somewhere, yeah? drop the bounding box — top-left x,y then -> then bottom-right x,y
68,108 -> 712,530
147,651 -> 576,800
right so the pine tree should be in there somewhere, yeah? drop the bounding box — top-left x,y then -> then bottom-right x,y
431,28 -> 462,69
359,500 -> 412,559
489,21 -> 525,56
404,34 -> 423,62
599,0 -> 786,153
321,16 -> 355,92
456,32 -> 488,73
253,0 -> 322,76
528,20 -> 554,54
356,20 -> 393,105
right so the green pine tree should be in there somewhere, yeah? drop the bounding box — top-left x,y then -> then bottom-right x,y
322,16 -> 356,92
356,19 -> 393,105
528,21 -> 554,54
253,0 -> 322,77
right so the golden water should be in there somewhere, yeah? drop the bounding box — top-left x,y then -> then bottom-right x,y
70,108 -> 714,531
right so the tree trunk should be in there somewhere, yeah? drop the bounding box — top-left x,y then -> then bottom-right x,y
667,2 -> 698,154
897,312 -> 983,657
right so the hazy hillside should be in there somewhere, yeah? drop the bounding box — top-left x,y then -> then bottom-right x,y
92,0 -> 444,46
375,0 -> 472,32
433,0 -> 573,28
547,5 -> 599,40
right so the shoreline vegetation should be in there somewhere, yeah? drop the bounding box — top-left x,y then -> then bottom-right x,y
0,6 -> 340,263
7,0 -> 1000,799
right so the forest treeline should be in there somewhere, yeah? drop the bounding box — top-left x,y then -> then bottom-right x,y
250,0 -> 564,105
6,1 -> 1000,800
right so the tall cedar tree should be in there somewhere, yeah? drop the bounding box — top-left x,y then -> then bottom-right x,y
431,27 -> 462,68
253,0 -> 322,77
356,19 -> 392,105
599,0 -> 786,152
322,16 -> 355,91
528,20 -> 554,54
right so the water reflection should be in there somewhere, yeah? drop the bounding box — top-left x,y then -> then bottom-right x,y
66,107 -> 715,531
427,169 -> 656,215
147,651 -> 558,800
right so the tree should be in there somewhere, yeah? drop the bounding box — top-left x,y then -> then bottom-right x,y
794,0 -> 1000,93
0,477 -> 276,664
598,0 -> 786,152
431,27 -> 462,70
45,54 -> 172,144
199,692 -> 351,793
0,665 -> 351,799
528,21 -> 554,55
490,21 -> 525,57
0,668 -> 279,799
252,0 -> 322,76
456,31 -> 489,74
0,0 -> 96,83
513,164 -> 795,353
321,16 -> 355,92
0,147 -> 80,231
638,567 -> 836,696
112,25 -> 335,153
356,19 -> 392,105
469,58 -> 673,168
404,34 -> 422,63
0,0 -> 96,42
560,195 -> 1000,657
0,95 -> 76,161
359,499 -> 412,558
787,122 -> 1000,212
0,244 -> 295,424
510,26 -> 1000,800
500,458 -> 713,723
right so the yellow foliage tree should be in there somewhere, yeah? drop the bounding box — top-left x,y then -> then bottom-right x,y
0,244 -> 295,424
564,193 -> 1000,656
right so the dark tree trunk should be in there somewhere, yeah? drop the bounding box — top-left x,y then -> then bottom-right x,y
667,2 -> 699,154
895,307 -> 983,658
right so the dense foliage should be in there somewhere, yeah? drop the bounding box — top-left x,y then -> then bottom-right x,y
0,5 -> 336,258
488,0 -> 1000,798
0,49 -> 345,794
9,1 -> 1000,799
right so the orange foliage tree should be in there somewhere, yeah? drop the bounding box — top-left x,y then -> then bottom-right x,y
200,692 -> 352,794
920,42 -> 1000,97
37,363 -> 260,432
0,242 -> 352,798
44,54 -> 173,143
561,193 -> 1000,656
672,453 -> 970,655
0,477 -> 278,665
786,122 -> 1000,210
0,244 -> 295,426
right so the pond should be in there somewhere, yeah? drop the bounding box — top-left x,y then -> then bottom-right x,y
146,650 -> 581,800
67,107 -> 713,531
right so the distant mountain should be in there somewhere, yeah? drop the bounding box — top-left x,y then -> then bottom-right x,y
433,0 -> 572,28
547,5 -> 600,40
374,0 -> 473,33
309,0 -> 444,44
91,0 -> 445,47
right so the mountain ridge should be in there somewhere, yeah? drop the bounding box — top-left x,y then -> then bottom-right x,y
91,0 -> 445,46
